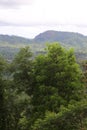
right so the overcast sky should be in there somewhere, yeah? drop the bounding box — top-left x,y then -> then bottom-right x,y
0,0 -> 87,38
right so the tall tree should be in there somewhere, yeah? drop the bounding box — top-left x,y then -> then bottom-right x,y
11,46 -> 33,93
28,43 -> 85,129
9,46 -> 33,130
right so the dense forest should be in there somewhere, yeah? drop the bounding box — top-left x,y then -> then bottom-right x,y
1,42 -> 87,130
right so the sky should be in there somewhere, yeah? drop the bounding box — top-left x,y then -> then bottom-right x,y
0,0 -> 87,38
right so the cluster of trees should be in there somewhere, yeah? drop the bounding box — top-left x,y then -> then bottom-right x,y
0,43 -> 87,130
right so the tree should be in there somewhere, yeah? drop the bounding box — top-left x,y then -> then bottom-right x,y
28,43 -> 85,129
11,46 -> 34,93
9,46 -> 33,130
0,55 -> 7,130
32,101 -> 87,130
0,43 -> 85,130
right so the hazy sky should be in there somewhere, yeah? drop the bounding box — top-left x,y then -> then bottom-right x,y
0,0 -> 87,38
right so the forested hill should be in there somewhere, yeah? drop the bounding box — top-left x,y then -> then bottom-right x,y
0,30 -> 87,60
0,30 -> 87,46
34,30 -> 87,49
0,35 -> 32,44
34,30 -> 86,43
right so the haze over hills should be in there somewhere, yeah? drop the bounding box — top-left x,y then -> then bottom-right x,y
0,30 -> 87,60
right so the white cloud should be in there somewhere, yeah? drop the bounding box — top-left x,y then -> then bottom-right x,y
0,0 -> 87,25
0,0 -> 34,8
0,0 -> 87,37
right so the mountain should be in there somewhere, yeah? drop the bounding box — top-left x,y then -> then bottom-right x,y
34,30 -> 84,42
0,30 -> 87,60
1,30 -> 87,48
0,35 -> 32,44
34,30 -> 87,48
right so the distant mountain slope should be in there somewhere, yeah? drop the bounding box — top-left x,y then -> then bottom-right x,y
0,31 -> 87,47
34,30 -> 83,42
0,35 -> 32,44
0,30 -> 87,60
34,30 -> 87,48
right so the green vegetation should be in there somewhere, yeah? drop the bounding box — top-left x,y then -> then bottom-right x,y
0,42 -> 87,130
0,31 -> 87,60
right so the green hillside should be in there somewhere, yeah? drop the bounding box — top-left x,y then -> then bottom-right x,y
34,30 -> 87,50
0,35 -> 32,44
0,30 -> 87,60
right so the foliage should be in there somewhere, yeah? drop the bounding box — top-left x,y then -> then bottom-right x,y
32,101 -> 87,130
27,43 -> 85,129
0,43 -> 87,130
11,46 -> 34,93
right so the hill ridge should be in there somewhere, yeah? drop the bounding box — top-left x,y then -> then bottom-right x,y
0,30 -> 87,60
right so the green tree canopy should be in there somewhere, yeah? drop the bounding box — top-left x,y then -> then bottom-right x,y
0,43 -> 86,130
28,43 -> 85,129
